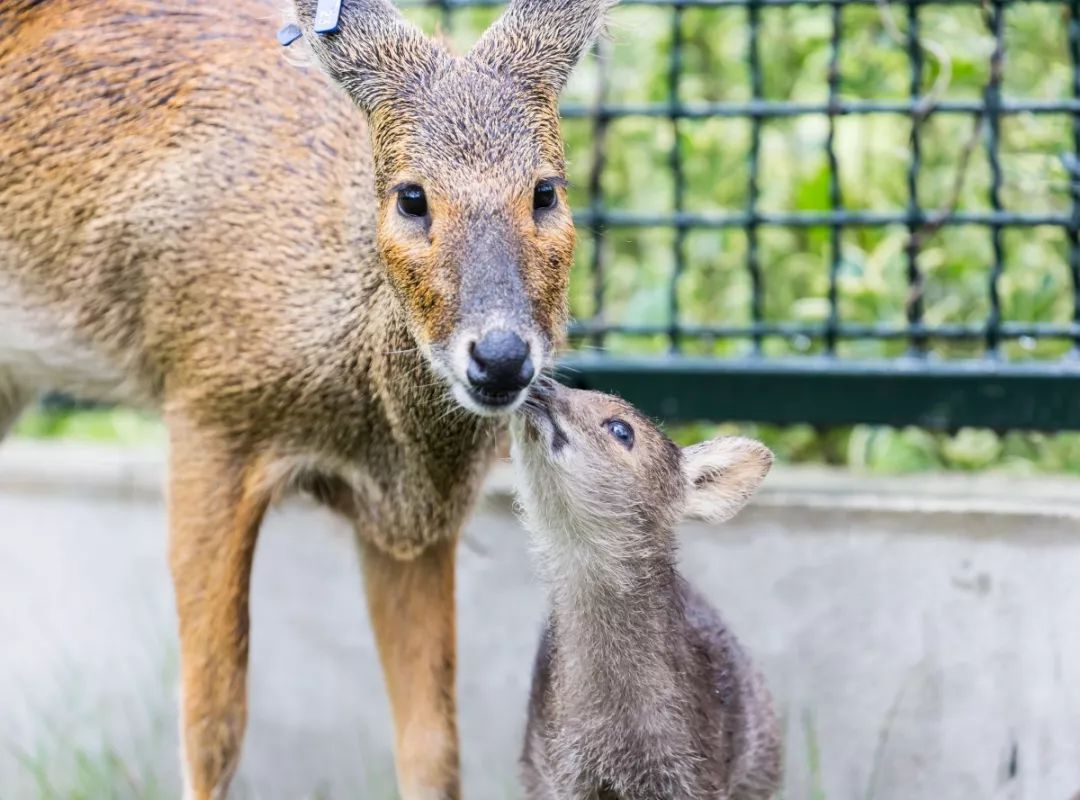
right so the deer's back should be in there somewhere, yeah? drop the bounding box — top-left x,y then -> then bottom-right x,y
0,0 -> 379,415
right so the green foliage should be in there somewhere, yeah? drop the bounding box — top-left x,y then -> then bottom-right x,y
14,408 -> 164,446
15,5 -> 1080,473
9,642 -> 178,800
665,421 -> 1080,475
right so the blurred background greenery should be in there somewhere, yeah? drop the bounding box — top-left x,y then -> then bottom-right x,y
15,1 -> 1080,474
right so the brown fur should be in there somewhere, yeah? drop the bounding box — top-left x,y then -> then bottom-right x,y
168,415 -> 272,799
511,382 -> 782,800
0,1 -> 611,797
362,537 -> 461,799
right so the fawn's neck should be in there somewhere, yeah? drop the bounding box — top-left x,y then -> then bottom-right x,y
544,531 -> 691,713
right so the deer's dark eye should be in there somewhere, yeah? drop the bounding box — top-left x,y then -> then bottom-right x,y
397,185 -> 428,218
604,418 -> 635,450
533,180 -> 557,211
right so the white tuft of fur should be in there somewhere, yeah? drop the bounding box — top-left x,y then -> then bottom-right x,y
510,417 -> 659,597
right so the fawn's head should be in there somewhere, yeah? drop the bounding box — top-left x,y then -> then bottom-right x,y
293,0 -> 612,414
512,379 -> 773,542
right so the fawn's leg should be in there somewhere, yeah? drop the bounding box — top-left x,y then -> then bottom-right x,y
167,413 -> 271,800
361,536 -> 460,800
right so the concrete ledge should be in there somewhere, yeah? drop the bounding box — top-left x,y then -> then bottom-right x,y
6,437 -> 1078,521
486,461 -> 1080,521
0,439 -> 165,501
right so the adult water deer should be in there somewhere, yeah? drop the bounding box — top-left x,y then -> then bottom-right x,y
511,380 -> 782,799
0,0 -> 612,797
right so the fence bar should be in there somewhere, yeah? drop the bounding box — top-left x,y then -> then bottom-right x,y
587,42 -> 611,349
1069,0 -> 1080,355
572,209 -> 1069,228
746,0 -> 765,354
566,319 -> 1080,340
559,98 -> 1080,119
824,2 -> 844,354
556,354 -> 1080,429
668,3 -> 687,352
905,2 -> 927,356
983,0 -> 1006,355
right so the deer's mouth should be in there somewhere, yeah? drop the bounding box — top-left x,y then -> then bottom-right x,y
466,385 -> 524,411
437,353 -> 531,416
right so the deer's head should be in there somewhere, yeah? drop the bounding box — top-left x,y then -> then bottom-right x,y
293,0 -> 612,414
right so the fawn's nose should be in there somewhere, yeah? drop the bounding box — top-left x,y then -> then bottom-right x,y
467,330 -> 535,396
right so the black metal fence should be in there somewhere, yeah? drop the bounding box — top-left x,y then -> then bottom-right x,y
413,0 -> 1080,430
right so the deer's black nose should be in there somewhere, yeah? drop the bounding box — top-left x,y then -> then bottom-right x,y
467,330 -> 534,396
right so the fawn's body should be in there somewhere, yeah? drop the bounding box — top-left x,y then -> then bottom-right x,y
0,1 -> 610,797
512,381 -> 782,800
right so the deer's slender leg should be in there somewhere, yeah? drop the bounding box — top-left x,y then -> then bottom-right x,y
360,535 -> 460,800
167,412 -> 271,800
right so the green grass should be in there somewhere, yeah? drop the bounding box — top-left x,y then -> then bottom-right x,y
668,421 -> 1080,475
12,744 -> 170,800
6,642 -> 178,800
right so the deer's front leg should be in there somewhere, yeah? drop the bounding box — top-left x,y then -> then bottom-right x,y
361,535 -> 460,800
167,414 -> 271,800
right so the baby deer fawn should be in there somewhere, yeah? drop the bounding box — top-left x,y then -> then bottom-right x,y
511,379 -> 782,800
1,0 -> 611,797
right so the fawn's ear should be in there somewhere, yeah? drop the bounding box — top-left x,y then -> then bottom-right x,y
468,0 -> 617,92
291,0 -> 446,113
681,437 -> 773,524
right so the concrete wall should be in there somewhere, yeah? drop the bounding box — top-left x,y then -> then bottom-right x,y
1,440 -> 1079,800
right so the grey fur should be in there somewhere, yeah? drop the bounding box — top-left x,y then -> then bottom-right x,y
511,383 -> 782,800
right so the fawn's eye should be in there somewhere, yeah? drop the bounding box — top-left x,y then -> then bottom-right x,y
533,180 -> 557,211
604,418 -> 635,450
397,185 -> 428,218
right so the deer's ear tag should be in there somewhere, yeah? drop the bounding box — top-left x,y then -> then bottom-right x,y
279,0 -> 339,44
277,23 -> 302,47
314,0 -> 343,34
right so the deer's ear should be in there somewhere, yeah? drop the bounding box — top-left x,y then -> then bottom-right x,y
681,437 -> 772,524
291,0 -> 445,113
468,0 -> 616,92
